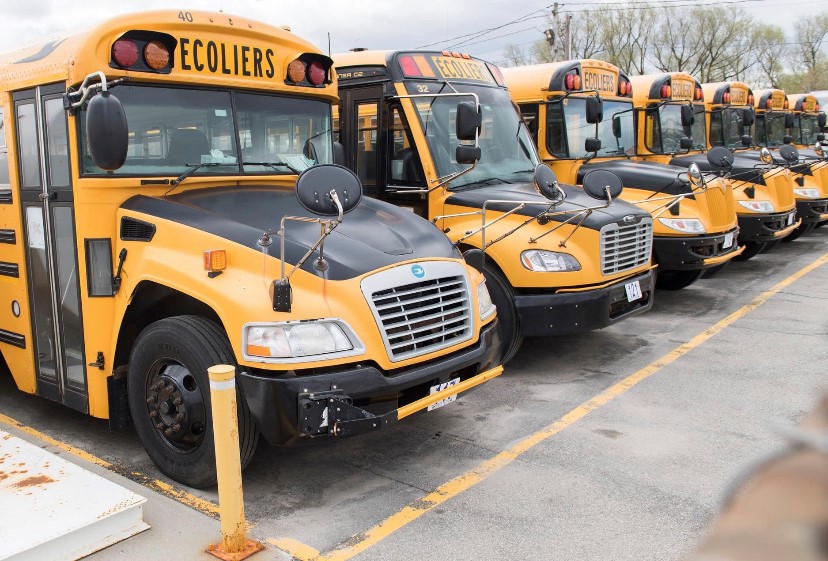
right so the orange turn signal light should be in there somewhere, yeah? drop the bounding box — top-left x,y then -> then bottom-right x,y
203,250 -> 227,272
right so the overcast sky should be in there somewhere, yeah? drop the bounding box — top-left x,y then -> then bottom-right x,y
0,0 -> 824,67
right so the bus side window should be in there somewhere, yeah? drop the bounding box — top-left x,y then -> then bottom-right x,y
645,107 -> 662,152
332,105 -> 340,143
387,106 -> 425,187
0,109 -> 9,188
16,102 -> 41,189
356,102 -> 379,191
44,98 -> 70,188
518,103 -> 539,145
709,112 -> 723,147
545,102 -> 568,157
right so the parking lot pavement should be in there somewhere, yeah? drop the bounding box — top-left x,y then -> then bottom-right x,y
1,230 -> 826,561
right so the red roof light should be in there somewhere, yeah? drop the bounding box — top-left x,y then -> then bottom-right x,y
112,39 -> 139,68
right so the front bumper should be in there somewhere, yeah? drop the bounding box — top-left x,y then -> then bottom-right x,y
238,319 -> 502,446
513,269 -> 654,337
652,228 -> 742,271
795,198 -> 828,224
737,210 -> 799,242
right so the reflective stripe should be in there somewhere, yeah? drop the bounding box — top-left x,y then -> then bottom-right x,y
209,379 -> 235,391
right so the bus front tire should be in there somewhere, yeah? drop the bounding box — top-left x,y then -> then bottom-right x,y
127,315 -> 259,489
482,266 -> 523,365
781,222 -> 815,242
733,242 -> 766,261
655,269 -> 705,290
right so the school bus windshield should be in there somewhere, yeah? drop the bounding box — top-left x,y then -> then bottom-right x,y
79,85 -> 332,177
548,98 -> 635,158
408,83 -> 538,189
710,107 -> 750,149
645,103 -> 706,153
794,113 -> 820,145
755,111 -> 788,147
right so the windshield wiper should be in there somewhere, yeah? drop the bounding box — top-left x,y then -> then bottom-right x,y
169,162 -> 232,187
512,168 -> 536,174
241,161 -> 303,174
455,177 -> 512,190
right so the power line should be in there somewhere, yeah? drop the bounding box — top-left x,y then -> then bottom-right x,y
415,5 -> 554,49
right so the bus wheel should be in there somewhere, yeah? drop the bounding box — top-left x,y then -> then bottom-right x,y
701,261 -> 731,279
128,315 -> 259,488
655,269 -> 704,290
482,266 -> 523,365
762,240 -> 780,252
781,222 -> 815,242
733,242 -> 766,261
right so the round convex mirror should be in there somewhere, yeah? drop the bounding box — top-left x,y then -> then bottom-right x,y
814,143 -> 825,158
295,164 -> 363,216
778,143 -> 799,162
582,169 -> 623,200
759,146 -> 774,164
687,163 -> 703,187
706,146 -> 734,170
533,164 -> 561,200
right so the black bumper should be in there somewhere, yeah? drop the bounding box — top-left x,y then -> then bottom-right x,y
796,199 -> 828,223
237,319 -> 502,446
737,210 -> 798,242
513,269 -> 654,338
652,228 -> 740,271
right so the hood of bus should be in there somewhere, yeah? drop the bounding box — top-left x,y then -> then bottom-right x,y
443,181 -> 650,230
121,185 -> 459,281
578,160 -> 691,196
670,153 -> 767,185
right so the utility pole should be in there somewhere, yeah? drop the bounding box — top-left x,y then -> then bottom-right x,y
550,3 -> 559,60
550,3 -> 572,61
565,13 -> 572,60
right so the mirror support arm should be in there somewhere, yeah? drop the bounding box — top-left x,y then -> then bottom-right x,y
279,190 -> 344,283
63,72 -> 128,114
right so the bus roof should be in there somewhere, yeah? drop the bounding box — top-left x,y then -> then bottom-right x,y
787,93 -> 819,113
0,10 -> 336,99
630,72 -> 702,105
502,59 -> 629,101
701,81 -> 754,107
753,88 -> 787,111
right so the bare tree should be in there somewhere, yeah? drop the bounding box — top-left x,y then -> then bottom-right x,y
748,24 -> 786,87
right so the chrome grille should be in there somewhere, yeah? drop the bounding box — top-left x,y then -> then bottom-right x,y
600,217 -> 653,275
362,262 -> 473,362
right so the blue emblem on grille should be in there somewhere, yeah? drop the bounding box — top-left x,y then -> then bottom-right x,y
411,264 -> 425,278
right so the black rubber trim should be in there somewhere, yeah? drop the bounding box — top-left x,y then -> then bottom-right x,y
0,189 -> 11,204
0,328 -> 25,348
0,229 -> 15,244
0,262 -> 19,277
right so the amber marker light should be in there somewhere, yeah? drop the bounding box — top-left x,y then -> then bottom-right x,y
287,59 -> 306,83
144,40 -> 170,70
204,249 -> 227,276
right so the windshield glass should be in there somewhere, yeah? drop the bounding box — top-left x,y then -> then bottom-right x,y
755,111 -> 787,147
552,98 -> 635,158
644,103 -> 704,153
80,85 -> 331,176
795,114 -> 819,145
710,107 -> 751,149
408,83 -> 539,189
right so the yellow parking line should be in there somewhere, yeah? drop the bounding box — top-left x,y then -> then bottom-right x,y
0,411 -> 219,517
286,251 -> 828,561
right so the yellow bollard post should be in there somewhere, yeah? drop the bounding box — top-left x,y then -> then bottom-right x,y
206,364 -> 263,561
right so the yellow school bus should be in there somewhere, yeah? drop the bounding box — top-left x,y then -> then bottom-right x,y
668,81 -> 799,253
333,51 -> 655,363
505,62 -> 740,290
787,93 -> 828,228
745,89 -> 828,238
0,11 -> 504,488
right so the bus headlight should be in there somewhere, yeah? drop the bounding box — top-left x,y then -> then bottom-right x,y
737,200 -> 775,212
478,281 -> 496,320
793,187 -> 821,198
657,217 -> 706,234
520,250 -> 581,272
243,320 -> 362,362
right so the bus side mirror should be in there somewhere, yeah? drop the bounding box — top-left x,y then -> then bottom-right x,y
582,169 -> 623,200
332,141 -> 345,166
680,137 -> 693,150
818,133 -> 826,142
743,107 -> 755,127
779,144 -> 799,162
86,91 -> 128,171
456,144 -> 481,164
783,135 -> 793,145
295,164 -> 362,216
707,146 -> 734,170
741,135 -> 752,147
533,164 -> 562,201
784,113 -> 794,128
612,115 -> 622,139
819,113 -> 827,128
456,101 -> 481,141
680,105 -> 695,127
585,96 -> 603,124
584,137 -> 602,153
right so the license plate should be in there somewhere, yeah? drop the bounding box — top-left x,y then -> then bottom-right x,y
624,280 -> 642,302
723,232 -> 734,249
428,377 -> 460,411
787,213 -> 795,226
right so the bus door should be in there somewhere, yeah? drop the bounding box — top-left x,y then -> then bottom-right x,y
340,85 -> 428,216
14,84 -> 87,413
